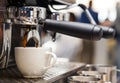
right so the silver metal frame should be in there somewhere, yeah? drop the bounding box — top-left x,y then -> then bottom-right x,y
0,6 -> 46,69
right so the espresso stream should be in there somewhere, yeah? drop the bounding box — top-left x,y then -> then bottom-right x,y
23,30 -> 39,48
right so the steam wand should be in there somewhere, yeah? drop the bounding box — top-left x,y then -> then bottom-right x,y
49,1 -> 115,38
78,4 -> 115,38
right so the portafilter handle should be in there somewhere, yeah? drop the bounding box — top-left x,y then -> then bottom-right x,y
42,19 -> 103,40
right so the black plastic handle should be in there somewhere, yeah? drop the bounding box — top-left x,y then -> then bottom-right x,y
99,26 -> 115,38
43,19 -> 103,40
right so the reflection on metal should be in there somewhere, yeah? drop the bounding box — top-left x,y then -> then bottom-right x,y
25,29 -> 41,47
0,0 -> 12,68
0,6 -> 47,69
0,22 -> 12,68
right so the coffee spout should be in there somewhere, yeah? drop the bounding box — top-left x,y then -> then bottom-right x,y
23,29 -> 41,47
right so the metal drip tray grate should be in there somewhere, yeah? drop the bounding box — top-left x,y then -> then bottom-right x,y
43,62 -> 85,80
0,62 -> 85,83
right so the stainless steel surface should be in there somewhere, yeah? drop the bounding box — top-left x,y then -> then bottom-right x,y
0,0 -> 8,68
6,7 -> 17,19
25,29 -> 41,47
96,65 -> 117,83
77,70 -> 102,79
4,22 -> 12,68
76,64 -> 116,83
6,6 -> 46,25
0,6 -> 47,69
68,76 -> 102,83
85,9 -> 97,24
54,0 -> 75,5
0,62 -> 85,83
51,12 -> 71,21
0,22 -> 12,68
51,12 -> 64,21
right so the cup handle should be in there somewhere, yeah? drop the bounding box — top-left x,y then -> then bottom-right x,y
44,51 -> 57,69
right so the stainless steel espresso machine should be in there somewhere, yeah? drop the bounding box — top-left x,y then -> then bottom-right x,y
0,0 -> 47,68
0,0 -> 115,69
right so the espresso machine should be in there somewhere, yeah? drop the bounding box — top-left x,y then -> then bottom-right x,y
0,0 -> 47,68
0,0 -> 116,69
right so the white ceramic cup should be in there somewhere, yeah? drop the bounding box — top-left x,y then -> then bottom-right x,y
15,47 -> 57,78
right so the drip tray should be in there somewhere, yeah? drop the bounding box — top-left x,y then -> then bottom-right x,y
0,62 -> 85,83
